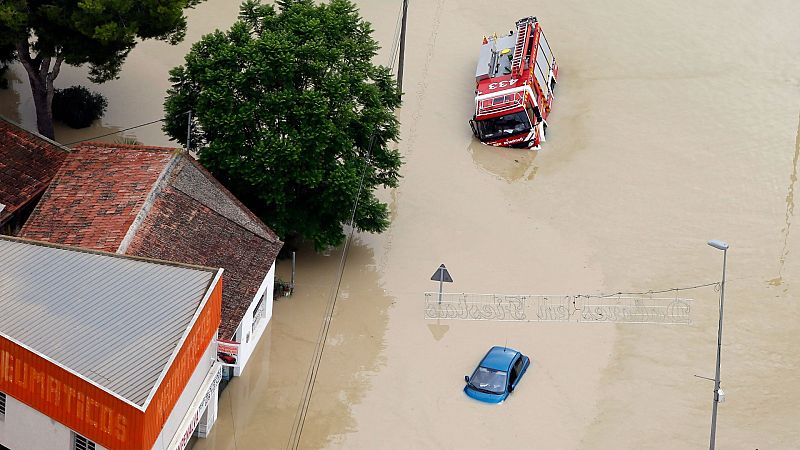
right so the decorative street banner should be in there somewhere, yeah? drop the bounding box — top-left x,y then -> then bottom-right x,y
217,339 -> 240,367
424,292 -> 692,325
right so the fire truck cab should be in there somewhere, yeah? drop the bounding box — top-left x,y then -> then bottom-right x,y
470,16 -> 558,149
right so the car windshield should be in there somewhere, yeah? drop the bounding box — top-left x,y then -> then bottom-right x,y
469,367 -> 507,394
475,111 -> 531,141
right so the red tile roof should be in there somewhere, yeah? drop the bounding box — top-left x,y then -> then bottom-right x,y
20,143 -> 282,339
20,143 -> 175,252
0,117 -> 69,225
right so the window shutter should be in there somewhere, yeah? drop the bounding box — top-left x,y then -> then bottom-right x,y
73,433 -> 96,450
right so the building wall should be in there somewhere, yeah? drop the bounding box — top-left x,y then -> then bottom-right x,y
0,392 -> 108,450
233,262 -> 276,377
148,340 -> 215,450
0,335 -> 141,449
0,273 -> 222,450
141,279 -> 221,447
0,341 -> 219,450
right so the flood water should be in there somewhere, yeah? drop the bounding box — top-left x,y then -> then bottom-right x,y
3,0 -> 800,448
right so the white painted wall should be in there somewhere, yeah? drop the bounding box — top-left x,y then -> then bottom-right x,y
149,339 -> 216,450
233,262 -> 276,377
0,393 -> 108,450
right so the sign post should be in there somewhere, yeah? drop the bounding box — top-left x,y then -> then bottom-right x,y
430,264 -> 453,304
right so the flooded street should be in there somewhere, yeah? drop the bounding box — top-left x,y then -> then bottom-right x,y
3,0 -> 800,448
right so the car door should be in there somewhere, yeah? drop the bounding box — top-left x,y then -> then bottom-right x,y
508,356 -> 525,391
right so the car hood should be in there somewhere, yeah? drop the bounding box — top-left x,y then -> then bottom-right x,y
464,385 -> 508,404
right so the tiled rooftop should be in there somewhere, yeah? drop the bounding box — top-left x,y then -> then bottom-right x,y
20,143 -> 282,339
0,117 -> 69,225
20,143 -> 175,251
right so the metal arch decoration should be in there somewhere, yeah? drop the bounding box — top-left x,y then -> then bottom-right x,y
424,292 -> 692,325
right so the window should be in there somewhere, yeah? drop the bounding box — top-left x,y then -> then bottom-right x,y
467,367 -> 508,394
0,391 -> 6,418
509,358 -> 523,385
72,432 -> 96,450
252,293 -> 267,332
474,111 -> 532,141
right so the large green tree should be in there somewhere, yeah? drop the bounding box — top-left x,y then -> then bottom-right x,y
163,0 -> 402,250
0,0 -> 204,138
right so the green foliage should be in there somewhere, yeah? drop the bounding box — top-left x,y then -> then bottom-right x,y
52,85 -> 108,128
1,0 -> 204,137
115,136 -> 141,145
0,0 -> 204,83
0,43 -> 12,90
164,0 -> 402,250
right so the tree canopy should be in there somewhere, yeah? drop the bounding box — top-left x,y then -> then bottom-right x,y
0,0 -> 204,137
164,0 -> 402,250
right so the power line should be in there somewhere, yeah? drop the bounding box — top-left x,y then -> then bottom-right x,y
582,281 -> 721,299
286,9 -> 405,449
62,110 -> 191,146
286,135 -> 377,450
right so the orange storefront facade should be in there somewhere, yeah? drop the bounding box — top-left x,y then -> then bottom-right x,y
0,280 -> 222,450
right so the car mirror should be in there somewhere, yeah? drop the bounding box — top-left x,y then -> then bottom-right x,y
464,375 -> 470,383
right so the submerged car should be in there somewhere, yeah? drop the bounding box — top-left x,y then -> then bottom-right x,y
464,346 -> 530,403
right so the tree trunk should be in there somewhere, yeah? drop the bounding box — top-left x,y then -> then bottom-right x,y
30,75 -> 54,139
16,42 -> 62,140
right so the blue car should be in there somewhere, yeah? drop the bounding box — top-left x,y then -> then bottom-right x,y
464,346 -> 530,403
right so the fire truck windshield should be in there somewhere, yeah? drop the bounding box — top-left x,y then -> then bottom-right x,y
475,111 -> 531,141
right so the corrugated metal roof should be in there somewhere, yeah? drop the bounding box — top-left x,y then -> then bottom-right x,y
0,236 -> 218,407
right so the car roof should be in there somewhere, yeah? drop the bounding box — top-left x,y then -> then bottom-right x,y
480,346 -> 519,371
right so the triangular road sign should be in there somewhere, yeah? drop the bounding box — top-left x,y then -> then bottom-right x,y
431,264 -> 453,283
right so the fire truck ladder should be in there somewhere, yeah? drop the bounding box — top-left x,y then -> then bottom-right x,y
510,19 -> 530,76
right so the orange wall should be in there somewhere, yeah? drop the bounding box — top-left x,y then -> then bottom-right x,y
0,278 -> 222,449
142,279 -> 222,447
0,337 -> 141,448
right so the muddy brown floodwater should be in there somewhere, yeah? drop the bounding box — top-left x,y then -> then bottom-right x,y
3,0 -> 800,448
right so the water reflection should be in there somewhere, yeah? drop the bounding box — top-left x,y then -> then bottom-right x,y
768,111 -> 800,288
0,69 -> 24,124
56,122 -> 127,147
195,239 -> 392,450
427,318 -> 449,341
467,139 -> 539,182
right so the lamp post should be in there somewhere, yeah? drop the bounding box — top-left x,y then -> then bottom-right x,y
707,239 -> 729,450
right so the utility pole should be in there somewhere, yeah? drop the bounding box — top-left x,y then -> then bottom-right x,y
707,239 -> 729,450
397,0 -> 409,94
186,110 -> 192,153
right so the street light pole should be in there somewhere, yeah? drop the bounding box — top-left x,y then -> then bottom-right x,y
707,239 -> 729,450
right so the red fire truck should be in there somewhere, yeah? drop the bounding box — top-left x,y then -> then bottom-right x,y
470,16 -> 558,149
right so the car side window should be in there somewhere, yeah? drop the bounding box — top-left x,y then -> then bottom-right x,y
509,357 -> 520,385
510,357 -> 525,385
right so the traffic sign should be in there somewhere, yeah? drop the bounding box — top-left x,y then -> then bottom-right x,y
431,264 -> 453,283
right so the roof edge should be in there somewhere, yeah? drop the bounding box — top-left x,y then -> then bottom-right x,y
0,115 -> 72,153
0,332 -> 145,412
141,267 -> 224,410
181,157 -> 283,245
0,235 -> 219,274
73,141 -> 180,153
117,152 -> 182,254
225,260 -> 275,340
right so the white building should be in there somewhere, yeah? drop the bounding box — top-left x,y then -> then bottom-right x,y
0,236 -> 226,449
18,141 -> 283,378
